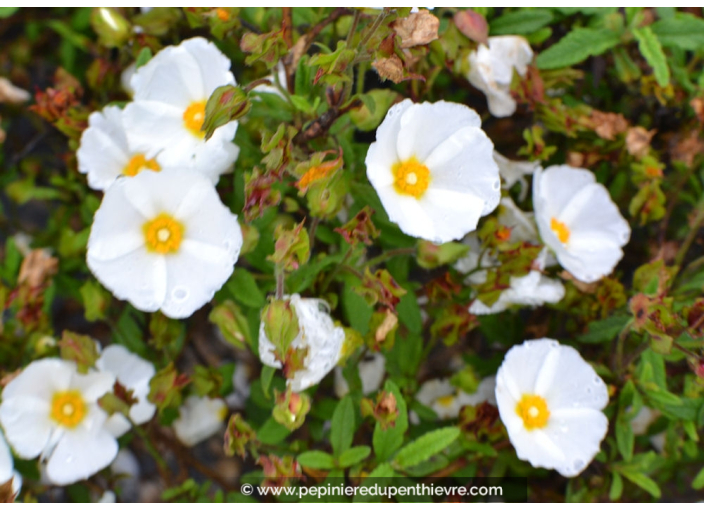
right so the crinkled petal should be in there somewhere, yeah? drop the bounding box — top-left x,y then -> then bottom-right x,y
45,425 -> 118,485
0,397 -> 53,459
396,101 -> 482,162
533,165 -> 597,220
365,99 -> 413,179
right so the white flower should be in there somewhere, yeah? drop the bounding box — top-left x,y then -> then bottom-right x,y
172,396 -> 227,447
629,406 -> 666,453
0,430 -> 21,497
416,376 -> 497,421
495,339 -> 609,477
533,165 -> 631,283
225,361 -> 251,409
494,151 -> 540,201
259,294 -> 345,392
123,37 -> 240,183
95,344 -> 156,438
366,99 -> 501,244
334,353 -> 386,398
0,359 -> 118,485
467,36 -> 533,118
86,168 -> 243,319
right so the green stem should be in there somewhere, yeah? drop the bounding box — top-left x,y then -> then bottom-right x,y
132,423 -> 169,474
275,265 -> 285,299
320,246 -> 353,292
365,247 -> 417,268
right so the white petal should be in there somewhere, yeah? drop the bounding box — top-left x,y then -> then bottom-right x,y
70,371 -> 116,403
131,43 -> 203,105
396,101 -> 482,162
123,100 -> 196,158
45,426 -> 118,485
172,396 -> 227,447
0,397 -> 53,459
542,408 -> 609,477
419,187 -> 487,243
560,184 -> 631,247
560,233 -> 625,283
103,415 -> 132,439
423,126 -> 501,217
533,165 -> 596,221
0,432 -> 13,485
0,358 -> 73,401
416,379 -> 454,407
180,37 -> 236,95
498,196 -> 538,243
375,185 -> 436,240
495,339 -> 560,400
77,106 -> 132,190
366,99 -> 413,178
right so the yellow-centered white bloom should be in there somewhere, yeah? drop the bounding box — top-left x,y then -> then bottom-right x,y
533,165 -> 630,283
467,36 -> 533,118
366,100 -> 501,244
86,168 -> 243,319
0,359 -> 118,486
416,376 -> 497,420
77,106 -> 163,191
495,339 -> 609,477
96,344 -> 156,438
172,396 -> 228,447
259,294 -> 345,392
123,37 -> 240,183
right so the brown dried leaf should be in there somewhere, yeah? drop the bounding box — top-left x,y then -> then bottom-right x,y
672,131 -> 704,167
392,10 -> 439,49
453,9 -> 488,44
18,249 -> 58,288
691,97 -> 704,124
590,110 -> 628,140
375,309 -> 398,343
560,270 -> 598,294
372,55 -> 404,83
626,126 -> 656,159
0,479 -> 17,503
0,77 -> 30,104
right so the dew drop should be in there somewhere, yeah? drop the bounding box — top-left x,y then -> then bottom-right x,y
172,287 -> 189,302
493,179 -> 501,190
573,459 -> 585,471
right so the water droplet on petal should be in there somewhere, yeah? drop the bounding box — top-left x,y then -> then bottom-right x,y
172,286 -> 189,302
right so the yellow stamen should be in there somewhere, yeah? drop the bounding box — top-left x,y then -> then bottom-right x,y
123,153 -> 161,177
550,217 -> 571,244
515,394 -> 550,430
51,390 -> 87,428
183,100 -> 207,138
436,395 -> 456,407
143,213 -> 185,254
392,157 -> 431,199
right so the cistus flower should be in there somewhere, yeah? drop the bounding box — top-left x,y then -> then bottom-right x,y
495,339 -> 609,477
366,100 -> 501,244
172,396 -> 228,447
533,165 -> 631,283
416,376 -> 496,420
123,37 -> 240,183
86,168 -> 243,319
77,106 -> 163,191
95,344 -> 156,438
0,359 -> 118,485
259,294 -> 345,392
467,36 -> 533,118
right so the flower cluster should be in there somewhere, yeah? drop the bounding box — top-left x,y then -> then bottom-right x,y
79,38 -> 244,319
0,346 -> 155,486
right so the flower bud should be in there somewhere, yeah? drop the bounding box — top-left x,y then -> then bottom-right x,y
91,7 -> 131,48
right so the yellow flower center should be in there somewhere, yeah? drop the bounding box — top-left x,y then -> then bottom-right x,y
143,213 -> 185,254
123,153 -> 161,177
436,394 -> 456,407
183,100 -> 207,138
51,390 -> 87,428
392,157 -> 431,199
515,394 -> 550,430
550,217 -> 571,244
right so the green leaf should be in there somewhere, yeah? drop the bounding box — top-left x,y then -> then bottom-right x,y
330,396 -> 355,457
490,9 -> 553,35
260,365 -> 275,399
135,47 -> 152,68
632,26 -> 670,87
621,471 -> 661,499
578,314 -> 630,344
393,427 -> 460,469
616,413 -> 634,462
536,27 -> 621,70
651,14 -> 704,50
297,451 -> 335,470
338,446 -> 371,468
397,288 -> 422,335
0,7 -> 18,18
226,268 -> 265,308
692,465 -> 704,491
373,380 -> 409,461
609,472 -> 623,501
258,417 -> 292,445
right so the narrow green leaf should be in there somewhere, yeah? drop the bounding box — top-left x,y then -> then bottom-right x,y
298,451 -> 335,470
632,26 -> 670,87
260,365 -> 275,399
257,417 -> 292,445
692,465 -> 704,490
536,27 -> 621,70
394,427 -> 460,469
651,14 -> 704,50
331,396 -> 355,457
135,47 -> 152,68
490,9 -> 553,35
338,446 -> 371,468
621,470 -> 661,499
609,472 -> 623,501
577,314 -> 630,344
